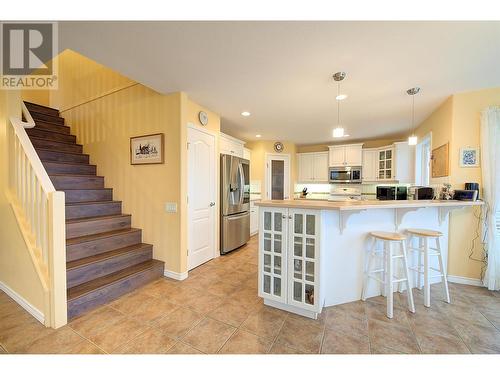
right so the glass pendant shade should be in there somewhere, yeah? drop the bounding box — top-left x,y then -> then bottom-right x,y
333,127 -> 345,138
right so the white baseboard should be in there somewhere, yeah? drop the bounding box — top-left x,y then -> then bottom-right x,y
0,280 -> 45,324
448,275 -> 483,287
164,269 -> 188,281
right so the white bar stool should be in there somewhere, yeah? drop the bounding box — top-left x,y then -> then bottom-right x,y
406,228 -> 450,307
361,231 -> 415,319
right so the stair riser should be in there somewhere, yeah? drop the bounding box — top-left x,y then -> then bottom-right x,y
64,189 -> 113,203
66,230 -> 142,262
67,246 -> 153,289
67,262 -> 164,320
37,149 -> 89,164
66,202 -> 122,220
52,176 -> 104,190
26,128 -> 76,143
25,103 -> 59,117
32,138 -> 82,153
66,216 -> 131,239
43,162 -> 96,175
30,112 -> 64,124
33,121 -> 71,134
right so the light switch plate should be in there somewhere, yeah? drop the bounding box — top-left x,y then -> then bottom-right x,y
165,202 -> 177,213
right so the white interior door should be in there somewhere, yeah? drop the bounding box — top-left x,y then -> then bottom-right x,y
188,126 -> 216,270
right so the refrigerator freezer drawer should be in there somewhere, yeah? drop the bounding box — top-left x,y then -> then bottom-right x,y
221,211 -> 250,254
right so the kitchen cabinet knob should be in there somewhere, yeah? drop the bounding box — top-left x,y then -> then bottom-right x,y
282,215 -> 286,219
288,215 -> 292,219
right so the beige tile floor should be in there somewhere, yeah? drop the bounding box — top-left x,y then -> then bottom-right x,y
1,234 -> 500,354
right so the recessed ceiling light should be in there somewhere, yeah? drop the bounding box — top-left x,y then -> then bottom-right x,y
343,134 -> 350,137
336,94 -> 348,101
241,111 -> 251,117
255,134 -> 262,138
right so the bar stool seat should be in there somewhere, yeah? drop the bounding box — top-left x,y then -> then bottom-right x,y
370,231 -> 407,241
406,228 -> 443,237
362,231 -> 415,318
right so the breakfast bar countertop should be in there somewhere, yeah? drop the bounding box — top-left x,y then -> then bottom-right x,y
254,198 -> 483,211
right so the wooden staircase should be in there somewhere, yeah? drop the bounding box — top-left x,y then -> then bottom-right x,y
24,101 -> 165,320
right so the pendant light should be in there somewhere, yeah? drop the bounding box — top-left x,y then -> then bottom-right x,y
333,72 -> 346,138
407,87 -> 420,145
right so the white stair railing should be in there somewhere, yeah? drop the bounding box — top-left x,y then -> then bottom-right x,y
7,101 -> 67,328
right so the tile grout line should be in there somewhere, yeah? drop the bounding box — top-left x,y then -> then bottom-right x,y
265,312 -> 289,354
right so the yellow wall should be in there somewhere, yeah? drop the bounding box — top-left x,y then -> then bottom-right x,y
414,89 -> 500,280
0,89 -> 46,313
246,140 -> 297,198
22,89 -> 50,107
46,50 -> 221,275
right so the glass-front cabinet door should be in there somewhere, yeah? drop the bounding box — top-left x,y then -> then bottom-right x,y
287,209 -> 320,312
378,147 -> 393,180
259,207 -> 287,303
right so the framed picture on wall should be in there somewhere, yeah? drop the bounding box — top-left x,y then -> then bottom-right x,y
459,147 -> 480,168
130,133 -> 164,165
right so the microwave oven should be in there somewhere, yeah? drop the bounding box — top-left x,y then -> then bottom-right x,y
329,166 -> 362,184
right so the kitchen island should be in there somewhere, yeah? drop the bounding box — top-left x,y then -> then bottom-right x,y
254,199 -> 483,318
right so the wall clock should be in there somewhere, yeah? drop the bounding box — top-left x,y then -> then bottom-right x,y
198,111 -> 209,126
274,142 -> 284,153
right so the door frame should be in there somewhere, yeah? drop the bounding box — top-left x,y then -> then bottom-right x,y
187,123 -> 218,271
265,153 -> 291,200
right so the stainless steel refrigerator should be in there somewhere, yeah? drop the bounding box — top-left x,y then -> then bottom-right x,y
220,154 -> 250,254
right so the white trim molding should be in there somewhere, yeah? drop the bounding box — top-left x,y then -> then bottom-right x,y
0,281 -> 45,324
448,275 -> 483,287
164,269 -> 188,281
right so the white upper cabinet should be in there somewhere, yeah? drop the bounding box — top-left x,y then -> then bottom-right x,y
243,147 -> 251,161
362,142 -> 415,183
328,144 -> 363,167
393,141 -> 415,184
219,132 -> 245,157
362,149 -> 378,181
297,152 -> 328,182
377,146 -> 394,181
313,152 -> 329,181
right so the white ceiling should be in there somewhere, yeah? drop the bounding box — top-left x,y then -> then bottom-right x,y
59,21 -> 500,144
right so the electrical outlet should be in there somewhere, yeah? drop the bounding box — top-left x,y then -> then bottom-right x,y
165,202 -> 177,213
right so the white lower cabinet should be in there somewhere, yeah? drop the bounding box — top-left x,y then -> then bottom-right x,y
250,201 -> 259,235
259,207 -> 322,317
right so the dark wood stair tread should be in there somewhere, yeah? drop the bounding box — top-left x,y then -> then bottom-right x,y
28,135 -> 79,146
67,259 -> 163,301
66,200 -> 120,206
67,243 -> 152,270
29,109 -> 63,120
66,213 -> 131,224
44,161 -> 95,167
24,101 -> 60,113
36,147 -> 90,157
66,227 -> 141,245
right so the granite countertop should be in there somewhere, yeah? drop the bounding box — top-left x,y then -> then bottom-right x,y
254,199 -> 483,211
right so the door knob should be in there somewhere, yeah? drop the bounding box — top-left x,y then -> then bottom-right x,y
209,202 -> 215,207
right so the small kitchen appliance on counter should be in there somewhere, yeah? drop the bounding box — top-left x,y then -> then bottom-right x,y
454,189 -> 479,201
376,186 -> 408,201
408,186 -> 434,200
465,182 -> 480,200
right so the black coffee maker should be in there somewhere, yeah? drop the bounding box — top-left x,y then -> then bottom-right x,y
465,182 -> 480,199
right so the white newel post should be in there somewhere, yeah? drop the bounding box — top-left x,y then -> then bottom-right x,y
48,191 -> 67,328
